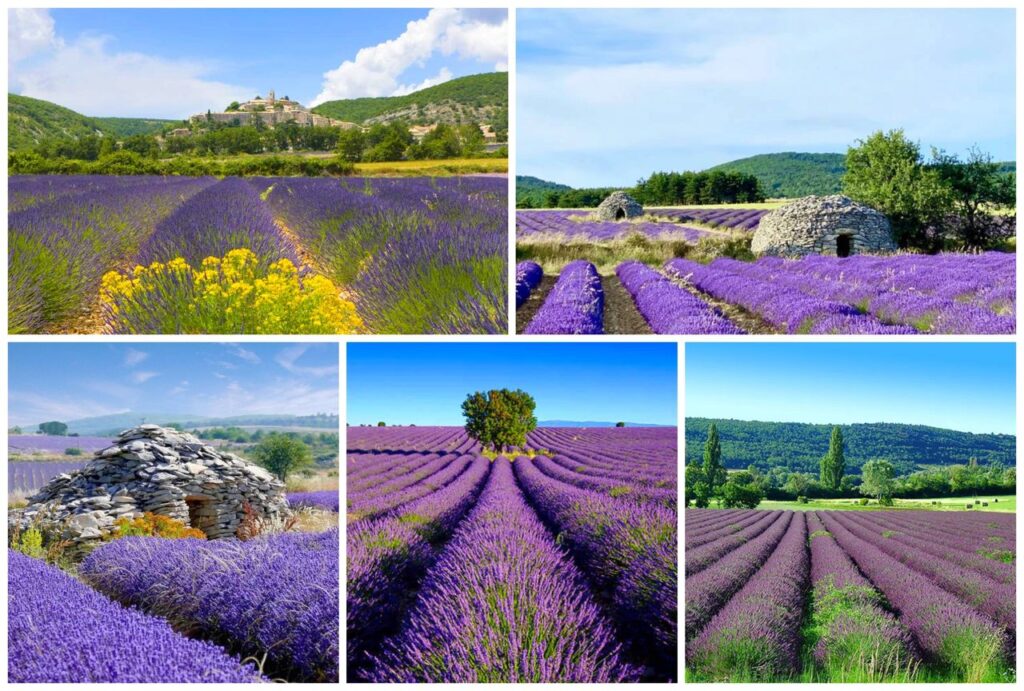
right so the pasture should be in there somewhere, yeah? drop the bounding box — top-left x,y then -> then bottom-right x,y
685,508 -> 1016,682
10,174 -> 507,335
346,425 -> 678,682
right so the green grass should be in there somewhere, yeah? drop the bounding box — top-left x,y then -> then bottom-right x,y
756,495 -> 1014,513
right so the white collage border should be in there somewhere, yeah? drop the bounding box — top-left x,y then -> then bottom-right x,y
1,0 -> 1022,688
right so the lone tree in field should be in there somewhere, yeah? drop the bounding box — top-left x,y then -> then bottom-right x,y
819,426 -> 846,491
38,421 -> 68,436
462,389 -> 537,451
615,421 -> 626,428
860,459 -> 896,505
251,433 -> 313,481
703,423 -> 727,500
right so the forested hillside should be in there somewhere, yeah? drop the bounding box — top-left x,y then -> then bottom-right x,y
685,418 -> 1016,475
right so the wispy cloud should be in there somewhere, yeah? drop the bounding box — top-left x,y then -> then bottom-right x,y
123,347 -> 149,368
130,371 -> 159,384
224,344 -> 261,365
275,345 -> 339,378
9,390 -> 128,427
518,8 -> 1015,186
311,8 -> 507,105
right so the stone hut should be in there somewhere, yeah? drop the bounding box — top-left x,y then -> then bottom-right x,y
15,425 -> 287,544
596,191 -> 644,221
751,195 -> 896,258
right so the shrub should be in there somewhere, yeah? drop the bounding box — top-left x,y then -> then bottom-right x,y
858,498 -> 870,506
64,447 -> 82,456
112,513 -> 205,540
11,527 -> 45,559
797,495 -> 809,504
688,234 -> 755,263
101,249 -> 363,334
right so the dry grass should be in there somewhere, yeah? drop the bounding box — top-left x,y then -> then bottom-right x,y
517,231 -> 694,275
285,468 -> 339,493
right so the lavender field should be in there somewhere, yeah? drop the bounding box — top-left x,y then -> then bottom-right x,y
685,508 -> 1016,682
346,426 -> 678,682
9,461 -> 88,495
519,252 -> 1015,335
9,174 -> 507,335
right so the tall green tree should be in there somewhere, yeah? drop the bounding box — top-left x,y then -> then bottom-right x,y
930,146 -> 1016,248
860,459 -> 896,504
843,129 -> 950,250
685,463 -> 711,508
462,389 -> 537,450
819,426 -> 846,491
250,433 -> 313,481
719,471 -> 765,509
703,423 -> 727,500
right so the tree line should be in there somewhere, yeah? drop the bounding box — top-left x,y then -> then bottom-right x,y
844,129 -> 1015,250
685,423 -> 1015,508
516,170 -> 765,208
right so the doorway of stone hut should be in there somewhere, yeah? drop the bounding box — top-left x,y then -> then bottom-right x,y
615,207 -> 626,220
185,495 -> 217,536
836,234 -> 852,258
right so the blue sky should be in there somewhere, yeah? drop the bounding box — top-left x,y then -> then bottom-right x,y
8,343 -> 338,427
8,8 -> 507,117
347,343 -> 677,426
518,9 -> 1016,187
686,343 -> 1016,435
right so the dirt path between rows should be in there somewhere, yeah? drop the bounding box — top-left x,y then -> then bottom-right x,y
667,273 -> 776,334
515,275 -> 557,333
601,274 -> 654,334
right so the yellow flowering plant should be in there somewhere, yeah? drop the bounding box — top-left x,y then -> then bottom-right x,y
101,248 -> 363,334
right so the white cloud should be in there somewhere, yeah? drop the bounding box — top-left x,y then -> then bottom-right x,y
393,67 -> 453,97
169,380 -> 190,396
275,345 -> 339,378
310,8 -> 507,105
9,8 -> 57,63
131,371 -> 159,384
8,9 -> 251,118
195,379 -> 337,417
122,348 -> 149,368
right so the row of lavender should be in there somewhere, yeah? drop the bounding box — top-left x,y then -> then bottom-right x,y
10,528 -> 339,682
517,209 -> 710,241
9,174 -> 507,334
685,509 -> 1014,682
346,427 -> 678,682
520,252 -> 1014,335
651,207 -> 769,230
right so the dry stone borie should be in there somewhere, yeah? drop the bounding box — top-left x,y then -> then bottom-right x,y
13,425 -> 287,543
595,191 -> 644,221
751,194 -> 896,258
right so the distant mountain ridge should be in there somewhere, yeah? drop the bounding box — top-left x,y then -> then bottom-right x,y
686,417 -> 1015,476
312,72 -> 507,130
44,411 -> 339,436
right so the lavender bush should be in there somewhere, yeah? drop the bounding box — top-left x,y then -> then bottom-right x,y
80,529 -> 339,682
523,260 -> 604,334
9,550 -> 263,683
515,260 -> 543,308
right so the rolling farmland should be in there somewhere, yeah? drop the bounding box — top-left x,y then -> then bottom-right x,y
346,426 -> 678,682
685,508 -> 1016,682
9,174 -> 506,335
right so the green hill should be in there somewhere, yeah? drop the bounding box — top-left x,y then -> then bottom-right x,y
92,116 -> 179,137
685,418 -> 1015,476
8,93 -> 109,150
707,152 -> 846,198
516,175 -> 572,206
708,152 -> 1017,198
312,72 -> 507,130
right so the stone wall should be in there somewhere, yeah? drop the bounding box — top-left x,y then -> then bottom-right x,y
14,425 -> 287,544
751,195 -> 896,257
596,191 -> 644,221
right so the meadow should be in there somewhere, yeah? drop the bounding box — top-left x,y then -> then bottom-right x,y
685,508 -> 1016,682
9,174 -> 507,335
759,495 -> 1015,513
346,426 -> 678,682
516,208 -> 1015,335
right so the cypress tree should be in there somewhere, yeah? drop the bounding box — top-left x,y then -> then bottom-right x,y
703,423 -> 726,498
